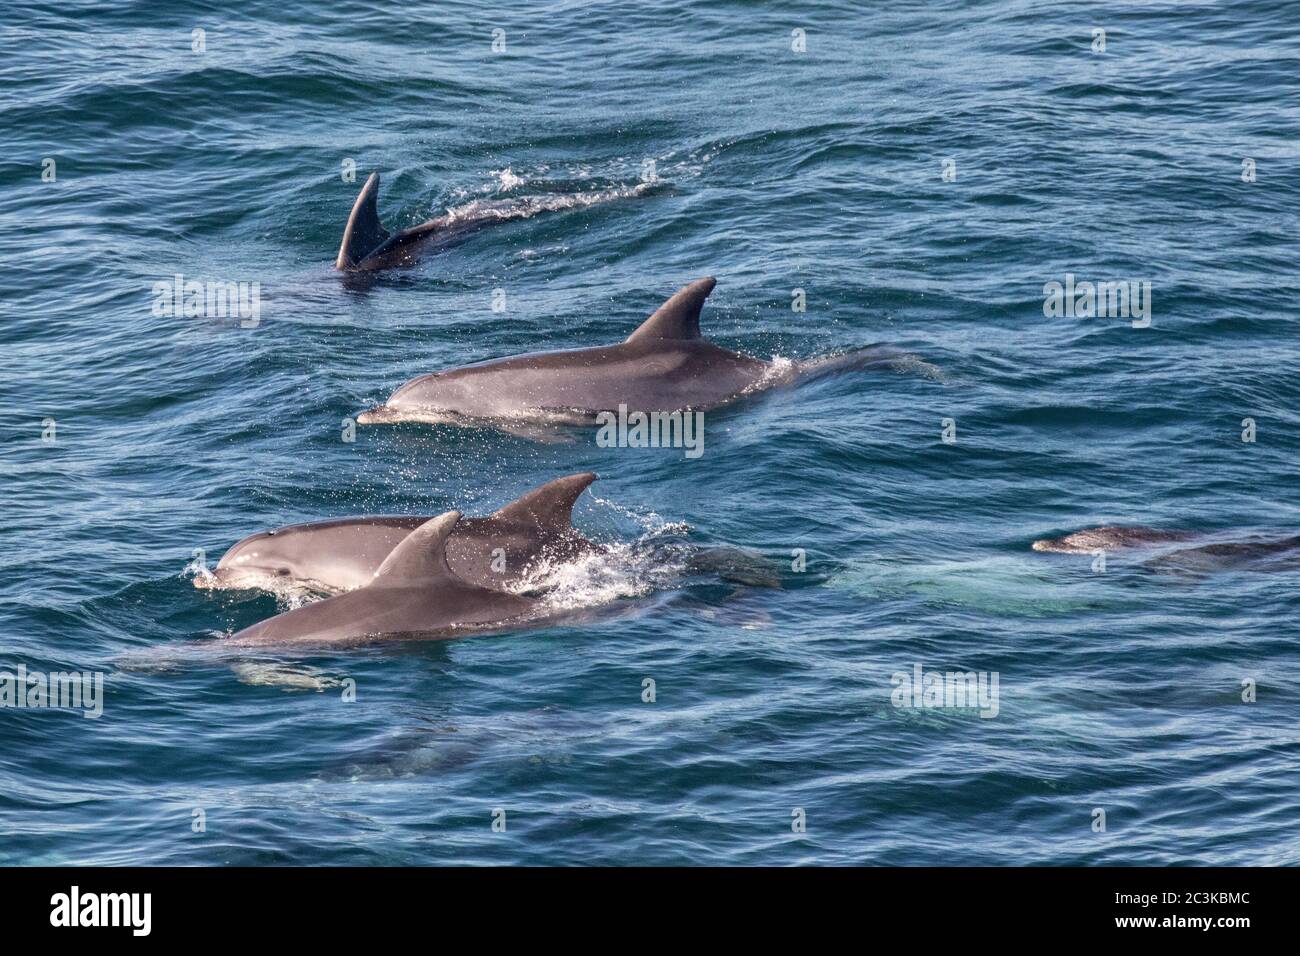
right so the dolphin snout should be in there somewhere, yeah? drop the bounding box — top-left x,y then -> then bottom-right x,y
192,566 -> 227,589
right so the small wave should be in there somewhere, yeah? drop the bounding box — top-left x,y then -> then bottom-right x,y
588,495 -> 690,537
797,347 -> 948,384
442,180 -> 652,226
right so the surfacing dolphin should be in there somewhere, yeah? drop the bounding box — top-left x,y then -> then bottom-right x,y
357,277 -> 916,429
336,171 -> 648,272
1031,526 -> 1198,553
197,473 -> 598,595
1032,525 -> 1300,576
228,511 -> 541,647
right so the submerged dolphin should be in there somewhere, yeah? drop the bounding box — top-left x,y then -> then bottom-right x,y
228,511 -> 541,647
357,277 -> 906,428
197,473 -> 598,594
1142,535 -> 1300,575
1031,526 -> 1198,553
336,171 -> 646,271
1032,525 -> 1300,576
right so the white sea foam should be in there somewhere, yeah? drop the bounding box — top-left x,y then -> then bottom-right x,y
502,505 -> 693,614
491,167 -> 526,192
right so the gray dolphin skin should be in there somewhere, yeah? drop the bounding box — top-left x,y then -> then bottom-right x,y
228,512 -> 541,647
1031,526 -> 1199,553
1032,525 -> 1300,575
198,472 -> 599,594
335,171 -> 487,272
336,171 -> 645,272
356,277 -> 893,428
1142,535 -> 1300,575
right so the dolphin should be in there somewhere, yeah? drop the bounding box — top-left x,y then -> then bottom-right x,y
336,171 -> 647,272
196,473 -> 598,594
1031,526 -> 1300,576
357,277 -> 907,428
1142,535 -> 1300,576
1030,526 -> 1199,554
227,511 -> 542,647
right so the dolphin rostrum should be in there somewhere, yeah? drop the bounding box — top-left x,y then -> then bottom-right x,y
357,277 -> 905,428
197,473 -> 599,594
227,511 -> 541,647
336,171 -> 647,272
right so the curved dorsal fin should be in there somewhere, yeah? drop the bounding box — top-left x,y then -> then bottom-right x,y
371,510 -> 461,585
335,171 -> 391,270
624,277 -> 717,343
491,472 -> 597,530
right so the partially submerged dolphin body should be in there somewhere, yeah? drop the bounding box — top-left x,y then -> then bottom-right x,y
1031,526 -> 1198,553
1032,525 -> 1300,576
357,277 -> 910,428
1142,535 -> 1300,575
228,511 -> 541,647
336,171 -> 647,272
197,473 -> 598,595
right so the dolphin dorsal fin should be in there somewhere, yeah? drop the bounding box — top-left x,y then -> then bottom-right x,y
624,277 -> 717,343
335,171 -> 390,270
492,472 -> 597,530
370,510 -> 461,585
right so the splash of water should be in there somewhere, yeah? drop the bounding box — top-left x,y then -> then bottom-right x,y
747,355 -> 799,393
491,167 -> 526,192
185,562 -> 326,610
502,502 -> 693,613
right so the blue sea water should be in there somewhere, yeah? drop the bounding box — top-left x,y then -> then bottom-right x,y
2,0 -> 1299,865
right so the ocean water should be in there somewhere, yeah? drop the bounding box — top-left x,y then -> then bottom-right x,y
2,0 -> 1298,865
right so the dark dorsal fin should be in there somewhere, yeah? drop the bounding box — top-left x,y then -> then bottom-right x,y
370,510 -> 461,585
492,473 -> 597,530
335,171 -> 391,270
624,277 -> 717,343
